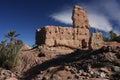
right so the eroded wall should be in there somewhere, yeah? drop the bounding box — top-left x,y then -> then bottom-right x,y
90,32 -> 104,50
36,25 -> 90,49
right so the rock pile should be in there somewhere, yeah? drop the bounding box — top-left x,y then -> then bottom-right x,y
26,45 -> 120,80
0,68 -> 17,80
50,46 -> 119,80
0,43 -> 120,80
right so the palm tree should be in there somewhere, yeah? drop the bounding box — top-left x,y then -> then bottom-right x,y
5,30 -> 20,44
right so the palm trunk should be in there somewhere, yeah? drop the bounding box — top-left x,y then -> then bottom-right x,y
10,37 -> 14,44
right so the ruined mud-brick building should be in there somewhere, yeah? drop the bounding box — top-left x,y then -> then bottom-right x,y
36,5 -> 103,49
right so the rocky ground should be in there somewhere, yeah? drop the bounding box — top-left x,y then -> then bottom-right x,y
0,44 -> 120,80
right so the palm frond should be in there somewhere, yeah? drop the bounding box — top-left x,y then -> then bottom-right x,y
14,34 -> 20,37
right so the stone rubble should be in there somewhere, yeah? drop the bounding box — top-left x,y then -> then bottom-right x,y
0,68 -> 17,80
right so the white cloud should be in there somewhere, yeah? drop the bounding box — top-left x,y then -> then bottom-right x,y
50,9 -> 72,25
114,30 -> 120,35
50,0 -> 120,34
88,13 -> 112,32
113,26 -> 120,35
50,8 -> 112,32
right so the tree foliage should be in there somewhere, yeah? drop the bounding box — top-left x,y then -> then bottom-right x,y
103,31 -> 120,43
109,31 -> 117,41
5,30 -> 20,44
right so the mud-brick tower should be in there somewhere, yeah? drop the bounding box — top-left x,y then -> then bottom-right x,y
72,5 -> 90,48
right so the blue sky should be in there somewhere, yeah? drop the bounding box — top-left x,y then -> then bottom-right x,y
0,0 -> 120,46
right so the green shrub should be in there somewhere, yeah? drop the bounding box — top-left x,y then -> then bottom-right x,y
0,40 -> 23,69
0,30 -> 23,70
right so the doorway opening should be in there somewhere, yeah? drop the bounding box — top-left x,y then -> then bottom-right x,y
82,39 -> 87,48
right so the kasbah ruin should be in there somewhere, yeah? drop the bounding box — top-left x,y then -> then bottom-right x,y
35,5 -> 112,50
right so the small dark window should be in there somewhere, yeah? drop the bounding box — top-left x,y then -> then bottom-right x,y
55,31 -> 57,33
85,20 -> 88,23
49,31 -> 51,34
81,26 -> 84,28
77,7 -> 80,10
83,15 -> 85,17
85,25 -> 88,29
